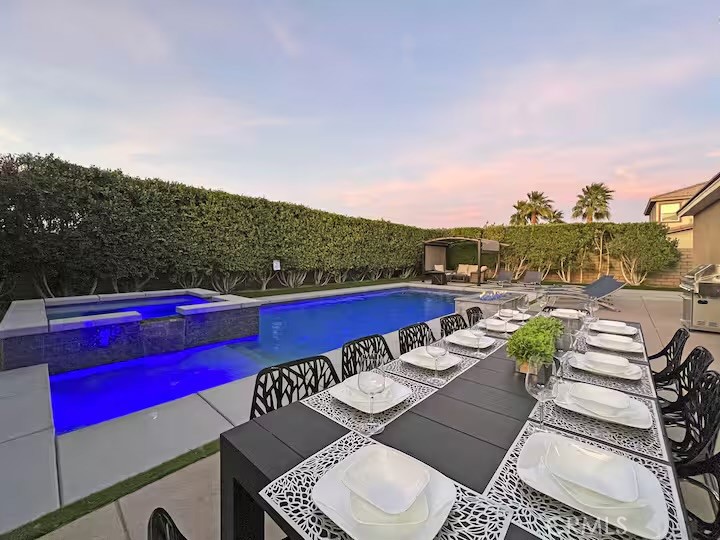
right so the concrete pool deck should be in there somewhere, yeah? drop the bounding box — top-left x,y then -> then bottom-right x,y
1,282 -> 717,537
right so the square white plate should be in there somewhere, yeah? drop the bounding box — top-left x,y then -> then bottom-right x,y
554,382 -> 652,429
517,432 -> 669,539
343,445 -> 430,514
329,375 -> 412,414
568,382 -> 630,415
586,334 -> 644,354
568,353 -> 642,380
583,351 -> 630,374
551,309 -> 580,319
400,348 -> 463,370
445,330 -> 495,349
312,445 -> 457,540
544,436 -> 638,503
499,309 -> 530,321
590,321 -> 638,336
478,319 -> 520,333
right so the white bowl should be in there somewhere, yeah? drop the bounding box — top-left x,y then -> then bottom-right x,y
568,382 -> 630,417
343,445 -> 431,514
583,351 -> 630,374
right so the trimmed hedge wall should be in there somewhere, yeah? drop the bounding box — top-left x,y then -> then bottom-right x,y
0,154 -> 681,297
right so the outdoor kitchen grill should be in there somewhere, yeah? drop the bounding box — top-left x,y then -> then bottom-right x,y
681,264 -> 720,333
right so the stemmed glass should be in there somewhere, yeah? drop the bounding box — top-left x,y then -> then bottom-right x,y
498,308 -> 513,338
425,339 -> 448,386
537,293 -> 548,315
585,298 -> 599,324
517,296 -> 529,322
357,357 -> 387,435
469,323 -> 488,358
525,361 -> 558,428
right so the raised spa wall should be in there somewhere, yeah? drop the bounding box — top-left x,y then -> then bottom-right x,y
0,289 -> 261,374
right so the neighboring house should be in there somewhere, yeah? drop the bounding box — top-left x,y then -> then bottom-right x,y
643,182 -> 706,249
678,171 -> 720,264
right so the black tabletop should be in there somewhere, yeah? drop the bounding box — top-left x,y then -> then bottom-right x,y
220,329 -> 681,540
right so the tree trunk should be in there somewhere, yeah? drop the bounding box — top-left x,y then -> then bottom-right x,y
531,213 -> 538,225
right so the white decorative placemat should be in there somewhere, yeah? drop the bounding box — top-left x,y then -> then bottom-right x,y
302,375 -> 435,433
561,360 -> 657,398
484,422 -> 688,540
528,396 -> 668,462
384,339 -> 504,388
261,431 -> 514,540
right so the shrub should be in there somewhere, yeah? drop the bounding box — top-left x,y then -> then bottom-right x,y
506,317 -> 564,367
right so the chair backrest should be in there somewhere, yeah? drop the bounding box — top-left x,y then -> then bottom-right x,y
467,264 -> 479,274
496,270 -> 513,283
466,306 -> 484,326
440,313 -> 467,337
585,276 -> 624,299
148,508 -> 188,540
522,271 -> 542,284
433,264 -> 445,272
457,263 -> 470,275
673,370 -> 720,466
341,334 -> 393,379
675,346 -> 714,399
651,328 -> 690,384
677,445 -> 720,540
250,356 -> 339,419
398,322 -> 436,355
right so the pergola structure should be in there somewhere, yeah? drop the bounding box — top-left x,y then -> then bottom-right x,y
422,236 -> 503,285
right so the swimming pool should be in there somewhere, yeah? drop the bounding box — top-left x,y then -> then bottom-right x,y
50,288 -> 461,434
45,295 -> 210,320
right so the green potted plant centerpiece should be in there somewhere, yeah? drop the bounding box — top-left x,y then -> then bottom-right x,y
506,316 -> 564,375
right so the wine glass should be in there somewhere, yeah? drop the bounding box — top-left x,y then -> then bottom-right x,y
357,358 -> 387,435
516,296 -> 529,322
469,323 -> 487,358
585,298 -> 599,324
425,339 -> 448,386
537,293 -> 548,315
525,363 -> 558,428
498,308 -> 513,338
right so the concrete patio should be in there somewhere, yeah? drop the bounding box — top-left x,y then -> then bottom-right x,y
36,287 -> 720,540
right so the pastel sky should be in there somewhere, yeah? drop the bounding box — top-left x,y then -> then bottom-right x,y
1,1 -> 719,227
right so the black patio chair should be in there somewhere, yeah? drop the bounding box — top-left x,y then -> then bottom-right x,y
398,322 -> 436,355
148,508 -> 188,540
466,306 -> 484,326
649,328 -> 690,387
341,334 -> 393,379
545,275 -> 625,311
440,313 -> 467,337
495,270 -> 513,286
250,356 -> 339,419
677,448 -> 720,540
660,346 -> 714,417
669,370 -> 720,466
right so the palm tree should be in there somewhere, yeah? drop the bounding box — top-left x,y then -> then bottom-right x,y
572,182 -> 614,223
523,191 -> 555,224
510,201 -> 529,225
548,209 -> 565,223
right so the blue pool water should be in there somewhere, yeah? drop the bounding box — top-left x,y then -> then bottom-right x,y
45,295 -> 209,320
50,288 -> 461,433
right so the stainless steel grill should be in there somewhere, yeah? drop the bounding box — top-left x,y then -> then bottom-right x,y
681,264 -> 720,333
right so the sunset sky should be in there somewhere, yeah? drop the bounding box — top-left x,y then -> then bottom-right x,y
1,1 -> 718,227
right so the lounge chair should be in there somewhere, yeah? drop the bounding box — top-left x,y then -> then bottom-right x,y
494,270 -> 513,286
545,275 -> 625,311
520,270 -> 542,287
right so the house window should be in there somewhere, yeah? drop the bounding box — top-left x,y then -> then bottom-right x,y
659,202 -> 681,222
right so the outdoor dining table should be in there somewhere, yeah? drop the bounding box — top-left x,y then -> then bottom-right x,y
220,321 -> 690,540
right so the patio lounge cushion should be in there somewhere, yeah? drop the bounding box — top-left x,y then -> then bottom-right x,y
457,264 -> 470,275
433,264 -> 445,272
467,264 -> 478,274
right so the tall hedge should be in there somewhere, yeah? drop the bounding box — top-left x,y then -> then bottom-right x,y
0,154 -> 681,296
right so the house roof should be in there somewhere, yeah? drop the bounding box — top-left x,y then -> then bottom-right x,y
643,182 -> 707,215
678,171 -> 720,218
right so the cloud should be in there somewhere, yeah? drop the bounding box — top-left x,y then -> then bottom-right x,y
707,150 -> 720,158
262,13 -> 304,58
